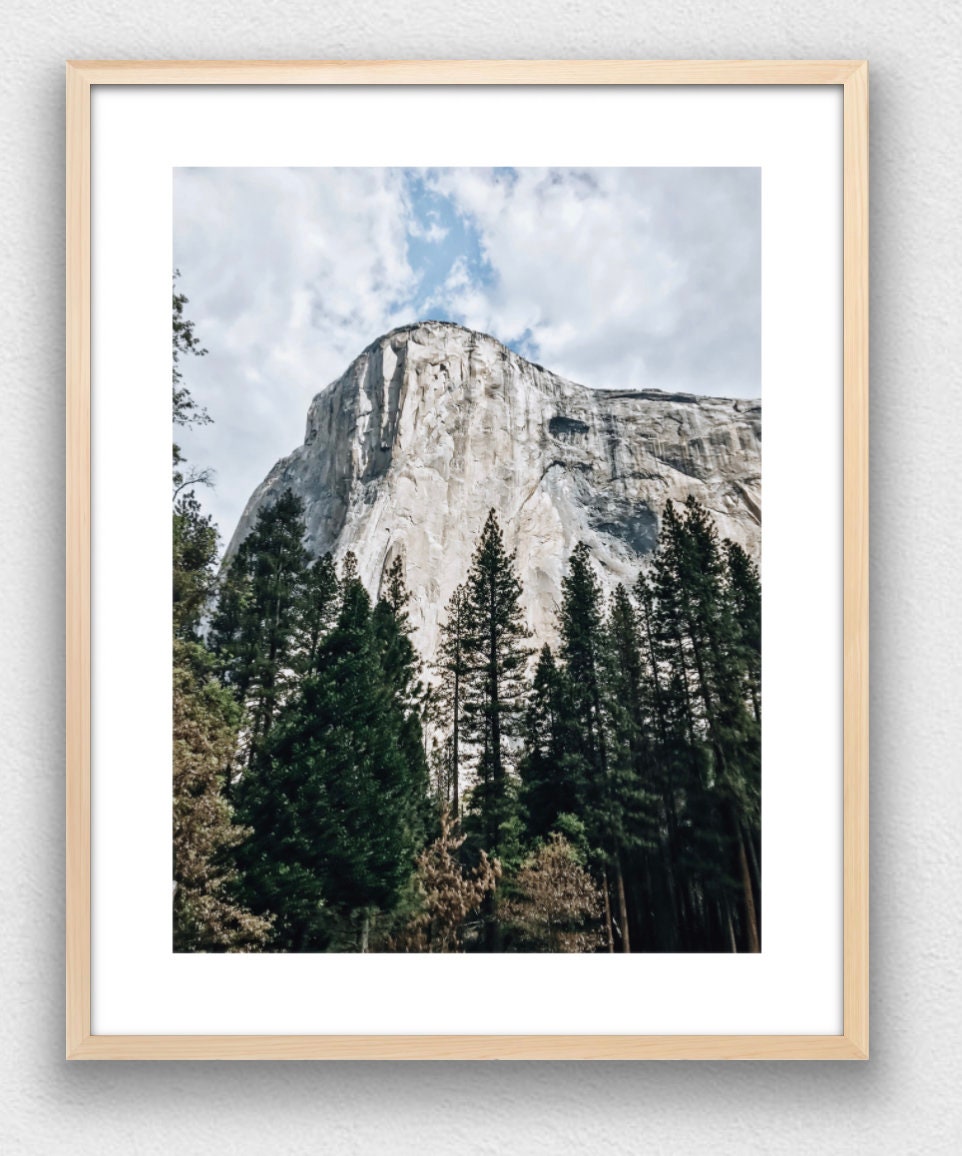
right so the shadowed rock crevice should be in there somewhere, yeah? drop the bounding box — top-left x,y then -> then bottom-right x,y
549,414 -> 590,439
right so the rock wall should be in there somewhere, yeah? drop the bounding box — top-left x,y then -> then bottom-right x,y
227,321 -> 761,663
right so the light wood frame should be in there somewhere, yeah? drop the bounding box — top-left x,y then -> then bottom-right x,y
66,59 -> 869,1060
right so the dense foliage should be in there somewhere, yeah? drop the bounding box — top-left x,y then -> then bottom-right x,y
171,280 -> 269,952
171,293 -> 761,954
428,502 -> 762,953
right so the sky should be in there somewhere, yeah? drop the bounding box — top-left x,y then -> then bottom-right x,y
173,167 -> 760,543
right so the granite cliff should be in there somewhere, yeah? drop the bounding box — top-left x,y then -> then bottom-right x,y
227,321 -> 761,663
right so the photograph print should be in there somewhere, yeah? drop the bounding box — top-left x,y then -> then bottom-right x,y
172,167 -> 761,955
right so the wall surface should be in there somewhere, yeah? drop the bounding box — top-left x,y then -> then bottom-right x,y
2,2 -> 960,1152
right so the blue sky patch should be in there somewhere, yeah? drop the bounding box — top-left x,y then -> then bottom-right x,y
404,171 -> 505,333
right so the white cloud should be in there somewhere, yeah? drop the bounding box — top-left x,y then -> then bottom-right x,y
174,167 -> 759,545
409,216 -> 450,244
426,167 -> 760,396
174,168 -> 423,542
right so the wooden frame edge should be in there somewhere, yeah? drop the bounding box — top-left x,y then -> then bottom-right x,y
841,60 -> 870,1060
66,59 -> 869,1061
66,59 -> 92,1062
65,58 -> 866,86
67,1032 -> 868,1061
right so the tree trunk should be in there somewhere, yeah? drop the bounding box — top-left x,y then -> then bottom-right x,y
726,904 -> 738,953
601,866 -> 615,953
483,891 -> 501,953
660,793 -> 687,950
687,619 -> 761,955
735,836 -> 758,952
736,830 -> 760,952
452,666 -> 460,818
615,859 -> 631,953
656,834 -> 678,951
746,828 -> 762,922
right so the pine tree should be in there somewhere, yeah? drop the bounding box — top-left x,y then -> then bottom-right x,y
725,540 -> 762,723
601,584 -> 662,950
381,553 -> 408,618
434,583 -> 471,815
519,644 -> 579,840
460,511 -> 532,866
372,555 -> 431,854
427,730 -> 457,811
457,511 -> 532,950
557,542 -> 631,952
648,499 -> 760,952
722,538 -> 762,940
298,551 -> 339,676
208,489 -> 309,782
173,490 -> 219,641
632,569 -> 694,951
373,555 -> 422,707
233,555 -> 430,951
604,586 -> 646,766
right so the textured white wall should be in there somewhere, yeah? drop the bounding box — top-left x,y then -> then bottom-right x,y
2,2 -> 960,1151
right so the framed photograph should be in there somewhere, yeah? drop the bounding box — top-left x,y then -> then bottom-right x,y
66,60 -> 868,1060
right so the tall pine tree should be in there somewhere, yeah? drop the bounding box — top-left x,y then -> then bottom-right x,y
461,512 -> 531,861
518,644 -> 580,841
434,583 -> 471,816
208,489 -> 309,784
460,512 -> 531,947
648,499 -> 760,952
232,554 -> 430,951
299,551 -> 339,676
601,584 -> 662,950
557,543 -> 631,952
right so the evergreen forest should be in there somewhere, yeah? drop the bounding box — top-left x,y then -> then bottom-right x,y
172,286 -> 761,954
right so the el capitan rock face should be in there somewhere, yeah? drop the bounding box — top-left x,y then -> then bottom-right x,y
227,321 -> 761,664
